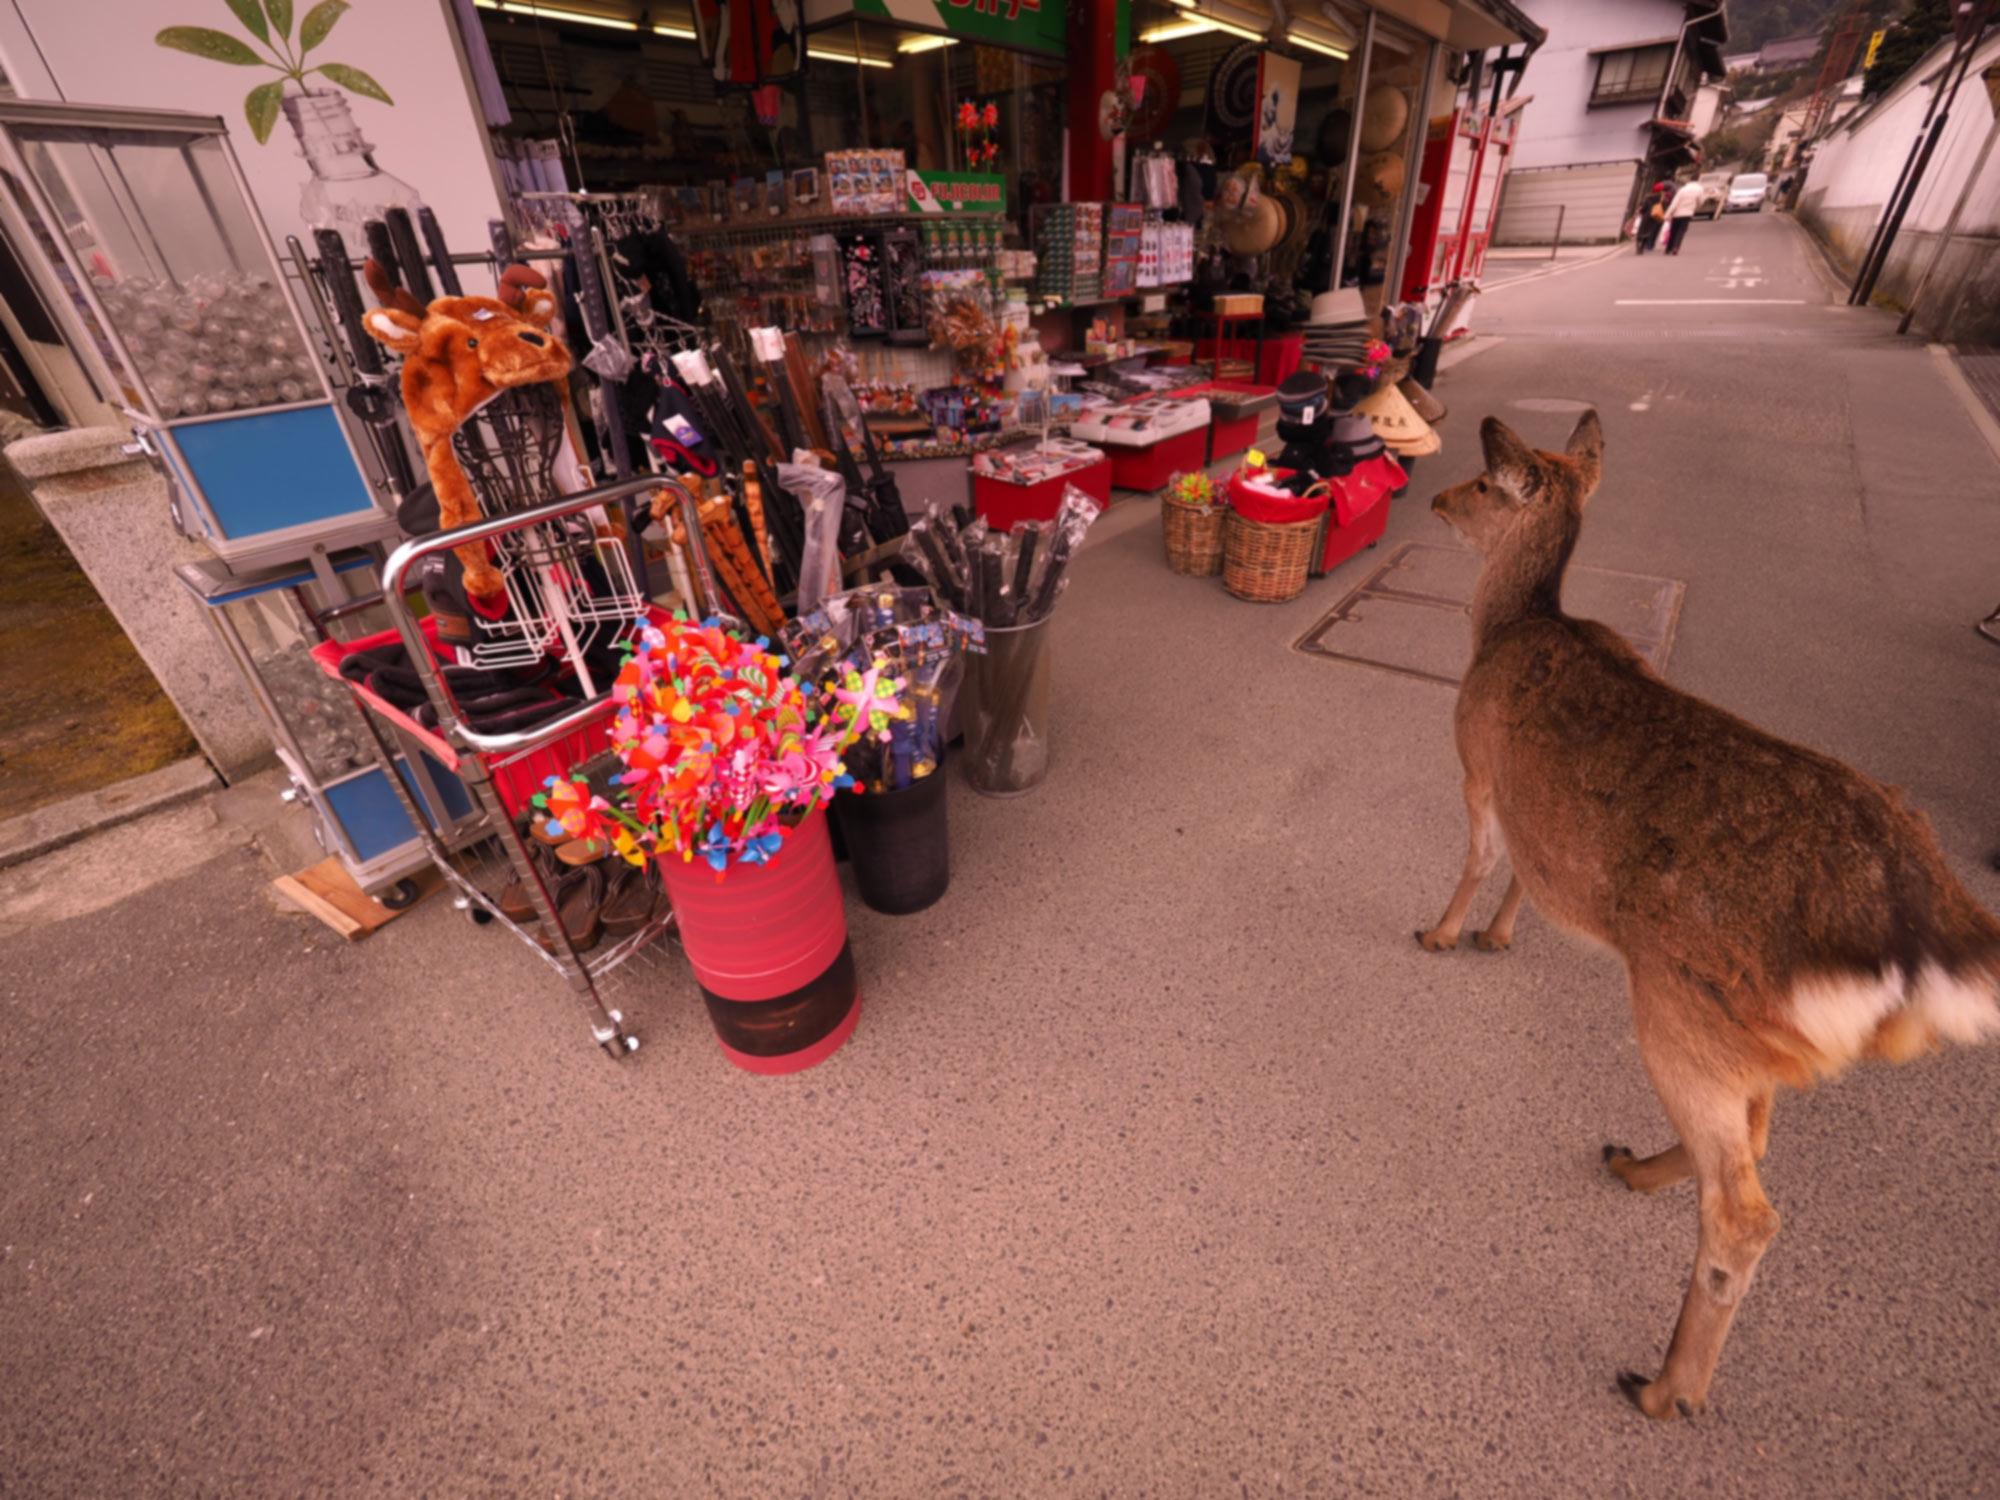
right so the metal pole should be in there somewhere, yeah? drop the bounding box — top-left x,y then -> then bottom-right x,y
1550,203 -> 1565,259
1329,9 -> 1378,293
1897,94 -> 2000,334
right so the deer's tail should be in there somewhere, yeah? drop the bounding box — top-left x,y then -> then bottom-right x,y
1789,960 -> 2000,1072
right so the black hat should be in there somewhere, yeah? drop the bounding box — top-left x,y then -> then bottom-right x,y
1277,370 -> 1329,425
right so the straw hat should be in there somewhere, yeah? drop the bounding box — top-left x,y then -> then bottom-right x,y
1222,192 -> 1283,257
1356,381 -> 1440,456
1399,376 -> 1447,425
1359,85 -> 1409,151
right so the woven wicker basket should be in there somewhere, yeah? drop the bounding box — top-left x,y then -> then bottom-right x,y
1162,499 -> 1225,576
1223,509 -> 1319,602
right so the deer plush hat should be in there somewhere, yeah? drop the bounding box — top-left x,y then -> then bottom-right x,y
363,272 -> 573,600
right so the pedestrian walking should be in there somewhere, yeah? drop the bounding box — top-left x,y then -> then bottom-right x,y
1663,177 -> 1704,255
1634,182 -> 1671,254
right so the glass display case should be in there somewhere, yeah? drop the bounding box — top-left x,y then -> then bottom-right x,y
0,100 -> 392,568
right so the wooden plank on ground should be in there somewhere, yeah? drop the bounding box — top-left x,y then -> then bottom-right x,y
274,858 -> 439,940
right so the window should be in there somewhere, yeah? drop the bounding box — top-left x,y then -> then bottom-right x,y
1591,44 -> 1674,106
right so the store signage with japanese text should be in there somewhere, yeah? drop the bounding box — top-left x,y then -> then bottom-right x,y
906,171 -> 1007,214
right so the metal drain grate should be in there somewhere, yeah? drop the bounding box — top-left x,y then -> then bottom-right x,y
1294,541 -> 1685,686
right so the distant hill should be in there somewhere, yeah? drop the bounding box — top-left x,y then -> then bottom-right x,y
1725,0 -> 1843,55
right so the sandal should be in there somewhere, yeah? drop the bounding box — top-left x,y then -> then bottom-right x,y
534,862 -> 605,956
599,860 -> 662,938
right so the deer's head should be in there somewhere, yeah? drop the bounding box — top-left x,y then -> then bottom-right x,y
363,291 -> 572,446
1431,410 -> 1604,554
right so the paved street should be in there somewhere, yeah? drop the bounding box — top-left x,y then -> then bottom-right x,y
5,212 -> 2000,1498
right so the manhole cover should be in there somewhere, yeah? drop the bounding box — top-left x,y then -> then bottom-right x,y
1294,541 -> 1685,685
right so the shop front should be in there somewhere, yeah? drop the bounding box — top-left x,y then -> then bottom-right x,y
0,0 -> 1535,1064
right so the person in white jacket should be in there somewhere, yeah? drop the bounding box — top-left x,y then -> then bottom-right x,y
1664,178 -> 1705,256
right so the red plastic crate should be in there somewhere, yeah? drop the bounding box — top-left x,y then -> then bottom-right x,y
310,616 -> 623,818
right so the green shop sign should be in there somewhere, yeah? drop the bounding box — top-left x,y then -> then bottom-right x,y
806,0 -> 1066,58
906,171 -> 1008,214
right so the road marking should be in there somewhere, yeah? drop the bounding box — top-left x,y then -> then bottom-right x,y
1613,299 -> 1807,305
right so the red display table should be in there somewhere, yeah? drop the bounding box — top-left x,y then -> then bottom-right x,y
1103,426 -> 1206,491
973,453 -> 1112,529
1168,382 -> 1275,462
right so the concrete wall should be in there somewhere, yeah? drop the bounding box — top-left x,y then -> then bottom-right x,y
1794,31 -> 2000,341
4,429 -> 274,780
1510,0 -> 1692,171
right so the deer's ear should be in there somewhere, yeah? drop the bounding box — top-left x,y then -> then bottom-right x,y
1480,417 -> 1540,505
362,307 -> 423,354
1565,409 -> 1604,496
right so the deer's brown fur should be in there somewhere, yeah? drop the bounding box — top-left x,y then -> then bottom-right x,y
1421,411 -> 2000,1420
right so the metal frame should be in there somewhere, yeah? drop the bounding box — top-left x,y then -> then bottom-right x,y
352,473 -> 711,1060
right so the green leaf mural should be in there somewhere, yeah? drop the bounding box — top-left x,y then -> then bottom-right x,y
223,0 -> 270,45
244,79 -> 284,143
155,26 -> 265,65
311,62 -> 391,104
298,0 -> 349,54
155,0 -> 395,144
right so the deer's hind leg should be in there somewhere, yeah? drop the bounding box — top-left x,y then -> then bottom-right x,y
1604,1085 -> 1773,1194
1419,775 -> 1509,952
1616,971 -> 1782,1421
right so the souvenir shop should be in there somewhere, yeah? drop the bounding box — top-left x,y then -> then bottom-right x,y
0,0 -> 1537,1069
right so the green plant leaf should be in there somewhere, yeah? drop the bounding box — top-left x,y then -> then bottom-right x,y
155,26 -> 266,64
312,61 -> 392,104
224,0 -> 271,45
263,0 -> 294,40
298,0 -> 347,53
244,79 -> 284,143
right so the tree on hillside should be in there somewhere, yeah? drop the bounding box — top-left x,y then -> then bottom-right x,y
1863,0 -> 1954,96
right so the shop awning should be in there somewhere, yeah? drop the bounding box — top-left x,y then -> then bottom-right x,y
1446,0 -> 1544,52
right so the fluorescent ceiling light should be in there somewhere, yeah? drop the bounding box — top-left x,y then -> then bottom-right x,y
899,35 -> 957,52
653,22 -> 697,36
1288,27 -> 1349,58
497,2 -> 638,29
1198,15 -> 1266,40
808,44 -> 893,68
1140,18 -> 1215,41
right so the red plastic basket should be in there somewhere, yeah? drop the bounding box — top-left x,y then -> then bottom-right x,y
311,617 -> 621,818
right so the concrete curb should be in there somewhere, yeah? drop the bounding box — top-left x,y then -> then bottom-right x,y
1929,344 -> 2000,470
1478,243 -> 1628,292
0,757 -> 221,870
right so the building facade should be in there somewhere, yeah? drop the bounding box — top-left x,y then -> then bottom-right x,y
1492,0 -> 1731,244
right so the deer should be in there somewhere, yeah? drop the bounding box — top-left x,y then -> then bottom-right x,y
1419,410 -> 2000,1421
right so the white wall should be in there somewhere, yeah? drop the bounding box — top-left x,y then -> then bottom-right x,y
1509,0 -> 1694,171
0,0 -> 508,287
1803,31 -> 2000,245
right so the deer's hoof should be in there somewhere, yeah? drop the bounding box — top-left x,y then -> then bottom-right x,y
1616,1370 -> 1698,1422
1472,928 -> 1512,953
1416,928 -> 1456,952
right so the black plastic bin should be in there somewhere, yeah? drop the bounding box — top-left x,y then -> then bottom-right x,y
833,765 -> 950,915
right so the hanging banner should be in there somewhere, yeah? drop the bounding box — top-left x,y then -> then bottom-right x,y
805,0 -> 1066,59
907,170 -> 1008,213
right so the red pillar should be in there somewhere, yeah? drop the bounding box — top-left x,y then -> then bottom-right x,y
1066,0 -> 1117,201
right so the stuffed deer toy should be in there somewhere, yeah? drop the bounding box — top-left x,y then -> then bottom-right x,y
1421,411 -> 2000,1421
363,267 -> 572,601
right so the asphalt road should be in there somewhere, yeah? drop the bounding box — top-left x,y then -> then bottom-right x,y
4,212 -> 1999,1499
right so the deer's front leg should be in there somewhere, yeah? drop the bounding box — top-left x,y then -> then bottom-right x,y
1418,789 -> 1505,952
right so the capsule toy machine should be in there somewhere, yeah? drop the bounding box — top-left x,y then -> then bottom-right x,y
0,100 -> 394,569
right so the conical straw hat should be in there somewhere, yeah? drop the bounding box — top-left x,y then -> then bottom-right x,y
1356,381 -> 1439,455
1399,376 -> 1446,424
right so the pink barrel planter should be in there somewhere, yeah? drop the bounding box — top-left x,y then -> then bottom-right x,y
657,810 -> 859,1074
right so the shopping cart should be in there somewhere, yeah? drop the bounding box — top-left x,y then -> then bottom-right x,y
314,473 -> 720,1059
